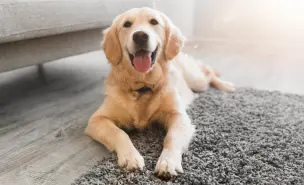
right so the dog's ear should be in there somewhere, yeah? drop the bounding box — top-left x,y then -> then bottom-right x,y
102,24 -> 122,65
163,14 -> 185,61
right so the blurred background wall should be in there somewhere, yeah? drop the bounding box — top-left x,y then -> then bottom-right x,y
155,0 -> 304,94
156,0 -> 304,47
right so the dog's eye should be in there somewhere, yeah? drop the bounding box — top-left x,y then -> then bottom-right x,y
150,19 -> 158,25
123,21 -> 132,28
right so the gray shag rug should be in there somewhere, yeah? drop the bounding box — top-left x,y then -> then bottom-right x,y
73,88 -> 304,185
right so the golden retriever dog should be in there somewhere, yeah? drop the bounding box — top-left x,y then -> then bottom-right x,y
85,7 -> 234,178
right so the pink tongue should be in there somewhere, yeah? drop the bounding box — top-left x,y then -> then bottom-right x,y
133,54 -> 151,72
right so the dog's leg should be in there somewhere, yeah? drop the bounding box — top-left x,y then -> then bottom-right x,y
155,112 -> 195,178
175,54 -> 212,92
203,66 -> 235,92
183,63 -> 235,92
85,113 -> 144,170
175,53 -> 234,92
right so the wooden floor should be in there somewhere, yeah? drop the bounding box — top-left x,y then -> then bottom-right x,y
0,52 -> 110,185
1,43 -> 304,185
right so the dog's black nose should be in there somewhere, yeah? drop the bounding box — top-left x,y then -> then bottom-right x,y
133,31 -> 149,46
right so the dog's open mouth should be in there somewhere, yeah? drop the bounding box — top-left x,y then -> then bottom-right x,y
129,47 -> 158,72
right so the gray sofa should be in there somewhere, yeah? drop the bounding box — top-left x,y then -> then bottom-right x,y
0,0 -> 153,72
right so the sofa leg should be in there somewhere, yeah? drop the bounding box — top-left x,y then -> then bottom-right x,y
37,64 -> 47,83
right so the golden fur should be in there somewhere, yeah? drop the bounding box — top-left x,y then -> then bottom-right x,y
85,7 -> 234,178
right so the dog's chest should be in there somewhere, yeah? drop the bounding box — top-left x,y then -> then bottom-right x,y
134,92 -> 161,127
120,90 -> 161,128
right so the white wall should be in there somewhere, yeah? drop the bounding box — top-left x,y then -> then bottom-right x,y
154,0 -> 195,38
156,0 -> 304,46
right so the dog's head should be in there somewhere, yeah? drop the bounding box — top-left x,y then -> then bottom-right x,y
102,7 -> 185,73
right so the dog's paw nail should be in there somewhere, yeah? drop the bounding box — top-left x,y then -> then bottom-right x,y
155,154 -> 182,179
223,82 -> 235,92
155,170 -> 172,181
118,157 -> 127,167
176,165 -> 184,173
117,148 -> 145,171
171,170 -> 178,176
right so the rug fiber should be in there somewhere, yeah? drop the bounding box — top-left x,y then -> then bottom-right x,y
73,88 -> 304,185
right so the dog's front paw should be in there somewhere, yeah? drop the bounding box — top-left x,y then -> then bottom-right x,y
117,146 -> 145,171
155,149 -> 183,180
